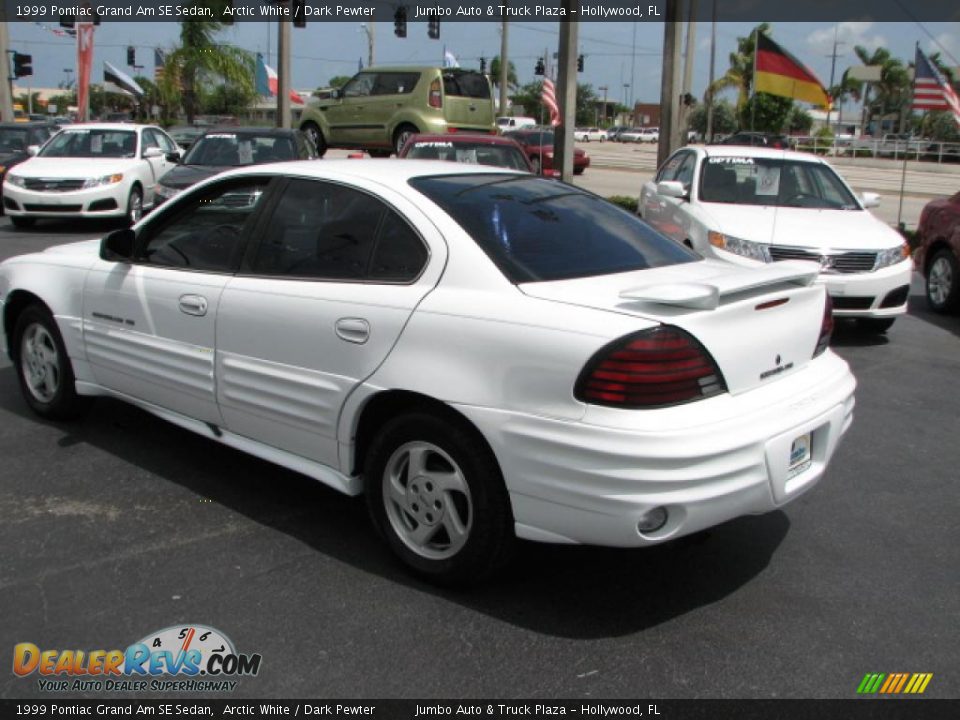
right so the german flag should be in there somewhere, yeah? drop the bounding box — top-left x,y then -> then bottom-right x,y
754,32 -> 831,108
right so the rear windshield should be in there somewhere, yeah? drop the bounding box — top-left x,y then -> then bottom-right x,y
405,141 -> 529,171
183,132 -> 297,166
443,72 -> 491,99
410,174 -> 696,283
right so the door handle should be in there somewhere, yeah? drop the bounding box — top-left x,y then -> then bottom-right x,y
179,294 -> 208,317
335,317 -> 370,344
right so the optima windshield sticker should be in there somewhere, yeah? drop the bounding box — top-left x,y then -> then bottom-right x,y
708,157 -> 755,165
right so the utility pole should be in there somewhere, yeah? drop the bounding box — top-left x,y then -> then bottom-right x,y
680,0 -> 698,141
499,14 -> 509,116
599,85 -> 608,125
657,0 -> 683,166
0,23 -> 13,121
825,24 -> 845,129
361,22 -> 375,68
277,20 -> 291,128
705,0 -> 716,142
553,2 -> 578,182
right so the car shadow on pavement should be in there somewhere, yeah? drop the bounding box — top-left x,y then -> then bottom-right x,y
829,321 -> 891,347
0,367 -> 790,640
905,294 -> 960,340
0,217 -> 123,235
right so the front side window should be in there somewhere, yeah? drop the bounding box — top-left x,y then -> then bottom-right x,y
139,179 -> 268,272
699,157 -> 860,209
342,73 -> 375,98
411,174 -> 696,283
39,129 -> 137,158
249,179 -> 427,282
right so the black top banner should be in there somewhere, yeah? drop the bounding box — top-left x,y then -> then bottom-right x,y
1,0 -> 959,23
2,699 -> 959,719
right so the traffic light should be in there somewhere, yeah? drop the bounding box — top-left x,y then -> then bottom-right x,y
427,12 -> 440,39
293,0 -> 306,28
394,6 -> 407,38
59,18 -> 75,30
12,52 -> 32,78
577,54 -> 584,72
479,56 -> 486,73
535,58 -> 545,76
127,46 -> 135,66
682,92 -> 696,106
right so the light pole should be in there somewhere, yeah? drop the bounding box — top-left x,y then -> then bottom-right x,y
623,83 -> 630,122
360,22 -> 375,68
598,85 -> 608,125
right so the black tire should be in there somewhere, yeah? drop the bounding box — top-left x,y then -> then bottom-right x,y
11,216 -> 36,229
857,317 -> 896,334
125,185 -> 143,227
368,149 -> 392,158
573,167 -> 585,175
393,124 -> 419,156
302,121 -> 326,157
12,304 -> 89,420
926,248 -> 960,313
364,411 -> 514,585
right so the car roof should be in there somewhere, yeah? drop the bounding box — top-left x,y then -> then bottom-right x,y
197,126 -> 300,137
58,123 -> 151,131
217,158 -> 526,185
700,145 -> 826,164
406,133 -> 521,147
0,121 -> 55,128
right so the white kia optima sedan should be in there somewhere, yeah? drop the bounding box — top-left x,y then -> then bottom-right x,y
0,160 -> 856,583
639,146 -> 913,333
3,123 -> 181,228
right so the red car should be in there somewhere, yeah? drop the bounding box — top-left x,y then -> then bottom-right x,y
398,133 -> 534,173
503,129 -> 590,176
916,190 -> 960,313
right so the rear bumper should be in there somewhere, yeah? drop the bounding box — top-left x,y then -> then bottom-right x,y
457,351 -> 855,547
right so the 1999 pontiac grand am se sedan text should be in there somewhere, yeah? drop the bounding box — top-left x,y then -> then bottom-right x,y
0,160 -> 855,584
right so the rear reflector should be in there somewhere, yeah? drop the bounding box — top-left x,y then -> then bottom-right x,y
575,326 -> 727,409
814,294 -> 833,357
428,79 -> 442,108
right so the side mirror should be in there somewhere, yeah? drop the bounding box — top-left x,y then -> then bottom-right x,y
165,151 -> 181,163
861,192 -> 881,209
330,88 -> 342,100
100,228 -> 135,262
143,146 -> 163,159
657,180 -> 688,199
26,145 -> 39,156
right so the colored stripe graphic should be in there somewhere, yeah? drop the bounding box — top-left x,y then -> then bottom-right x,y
857,673 -> 932,694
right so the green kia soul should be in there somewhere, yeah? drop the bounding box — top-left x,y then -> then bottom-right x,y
298,66 -> 496,157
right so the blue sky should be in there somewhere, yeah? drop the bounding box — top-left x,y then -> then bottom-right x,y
9,20 -> 959,109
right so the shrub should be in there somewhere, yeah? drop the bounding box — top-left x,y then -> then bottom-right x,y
607,195 -> 639,213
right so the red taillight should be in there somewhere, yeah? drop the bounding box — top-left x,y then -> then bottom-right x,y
429,78 -> 442,109
574,326 -> 727,409
814,294 -> 834,357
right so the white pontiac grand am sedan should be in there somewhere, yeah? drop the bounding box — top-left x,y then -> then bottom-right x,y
3,123 -> 181,228
640,146 -> 913,333
0,160 -> 856,583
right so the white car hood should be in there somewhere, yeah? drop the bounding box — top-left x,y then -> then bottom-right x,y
701,203 -> 904,251
42,239 -> 103,256
11,157 -> 143,179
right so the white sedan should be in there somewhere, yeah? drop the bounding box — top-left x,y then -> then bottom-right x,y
3,123 -> 181,228
0,160 -> 855,584
574,127 -> 606,142
640,146 -> 913,332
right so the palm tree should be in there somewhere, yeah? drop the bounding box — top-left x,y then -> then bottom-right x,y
161,20 -> 254,123
854,46 -> 909,133
489,56 -> 518,95
708,23 -> 771,127
829,69 -> 863,124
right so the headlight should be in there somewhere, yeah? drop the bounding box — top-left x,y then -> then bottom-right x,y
155,184 -> 181,201
708,231 -> 772,263
875,243 -> 911,270
5,174 -> 25,188
82,173 -> 124,189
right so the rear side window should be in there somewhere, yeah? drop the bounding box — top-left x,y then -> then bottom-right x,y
411,174 -> 696,283
443,72 -> 491,99
372,72 -> 421,95
250,178 -> 427,282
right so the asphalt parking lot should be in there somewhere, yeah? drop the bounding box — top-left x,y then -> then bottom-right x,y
0,215 -> 957,701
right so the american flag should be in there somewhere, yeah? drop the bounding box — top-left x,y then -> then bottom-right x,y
912,46 -> 960,127
541,77 -> 560,127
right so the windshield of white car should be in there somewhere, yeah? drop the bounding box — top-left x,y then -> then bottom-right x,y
182,133 -> 297,166
404,142 -> 530,171
699,157 -> 860,210
39,129 -> 137,158
411,174 -> 697,283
